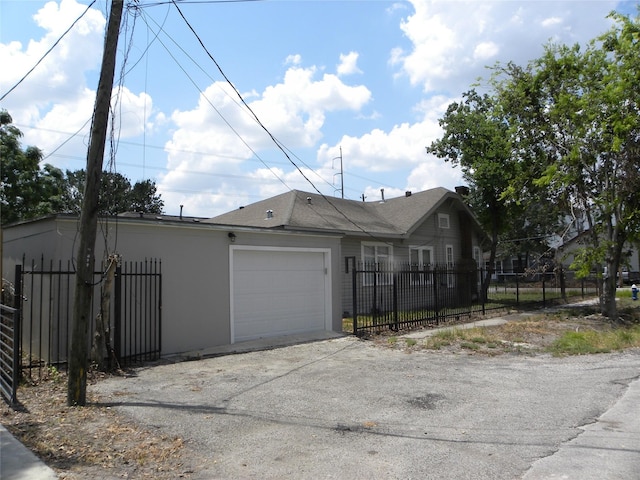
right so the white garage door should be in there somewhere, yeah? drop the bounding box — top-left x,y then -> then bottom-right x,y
231,248 -> 330,343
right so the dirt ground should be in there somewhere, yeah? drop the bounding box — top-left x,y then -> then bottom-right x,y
1,304 -> 638,479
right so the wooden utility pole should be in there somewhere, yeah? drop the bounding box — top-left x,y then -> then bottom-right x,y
68,0 -> 124,406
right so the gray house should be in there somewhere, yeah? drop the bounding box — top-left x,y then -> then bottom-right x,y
2,186 -> 488,357
209,187 -> 490,315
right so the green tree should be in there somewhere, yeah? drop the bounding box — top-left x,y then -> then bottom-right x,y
428,90 -> 517,296
0,110 -> 66,225
63,169 -> 164,215
494,11 -> 640,319
129,179 -> 164,214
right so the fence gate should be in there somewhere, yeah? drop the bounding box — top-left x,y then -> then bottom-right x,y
13,257 -> 162,382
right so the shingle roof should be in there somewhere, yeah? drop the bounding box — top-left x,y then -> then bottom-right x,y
206,187 -> 481,239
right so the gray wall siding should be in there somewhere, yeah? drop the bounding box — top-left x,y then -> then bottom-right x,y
3,218 -> 343,355
338,206 -> 485,317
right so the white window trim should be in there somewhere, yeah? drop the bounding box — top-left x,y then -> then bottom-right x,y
361,242 -> 393,286
438,213 -> 450,229
473,246 -> 482,267
409,246 -> 434,284
446,244 -> 455,287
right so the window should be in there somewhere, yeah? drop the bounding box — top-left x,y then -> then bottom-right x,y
438,213 -> 450,229
446,245 -> 454,267
362,243 -> 393,285
409,246 -> 434,284
446,244 -> 455,287
473,247 -> 482,267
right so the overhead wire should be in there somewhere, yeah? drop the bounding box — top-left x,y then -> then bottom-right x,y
136,6 -> 335,192
136,7 -> 293,192
169,0 -> 391,243
0,1 -> 98,102
141,2 -> 349,189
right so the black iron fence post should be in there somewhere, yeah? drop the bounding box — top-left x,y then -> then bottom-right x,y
12,265 -> 22,405
113,264 -> 122,367
433,268 -> 439,325
352,262 -> 358,335
392,272 -> 399,331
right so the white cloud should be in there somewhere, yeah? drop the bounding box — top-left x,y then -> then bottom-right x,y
390,0 -> 620,95
337,52 -> 362,77
542,17 -> 563,28
474,41 -> 499,61
0,0 -> 104,120
284,54 -> 302,66
159,60 -> 373,213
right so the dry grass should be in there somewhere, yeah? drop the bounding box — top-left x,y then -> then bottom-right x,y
1,370 -> 195,479
377,302 -> 640,356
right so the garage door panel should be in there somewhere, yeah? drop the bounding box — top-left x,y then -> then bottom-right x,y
232,249 -> 329,343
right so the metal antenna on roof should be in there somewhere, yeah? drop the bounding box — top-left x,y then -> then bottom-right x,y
332,146 -> 344,199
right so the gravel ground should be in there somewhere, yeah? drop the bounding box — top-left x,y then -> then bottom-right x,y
91,337 -> 640,480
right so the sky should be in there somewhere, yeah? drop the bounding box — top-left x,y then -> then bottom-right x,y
1,0 -> 638,218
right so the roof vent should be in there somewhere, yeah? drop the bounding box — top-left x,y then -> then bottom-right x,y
266,209 -> 274,219
307,196 -> 312,205
405,191 -> 412,197
239,206 -> 244,209
380,188 -> 385,203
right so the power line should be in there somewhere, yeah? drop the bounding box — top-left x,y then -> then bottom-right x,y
136,6 -> 335,191
0,1 -> 98,102
169,0 -> 389,242
135,0 -> 263,8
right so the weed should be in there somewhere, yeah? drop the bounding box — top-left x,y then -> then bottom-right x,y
388,336 -> 397,345
460,342 -> 480,351
47,365 -> 61,383
406,338 -> 417,347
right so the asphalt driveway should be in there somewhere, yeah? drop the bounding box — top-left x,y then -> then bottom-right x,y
91,336 -> 640,480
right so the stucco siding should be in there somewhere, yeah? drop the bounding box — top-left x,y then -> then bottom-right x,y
3,217 -> 343,356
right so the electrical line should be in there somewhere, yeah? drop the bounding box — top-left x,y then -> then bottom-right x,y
169,0 -> 388,242
135,0 -> 264,8
0,1 -> 97,102
137,6 -> 334,191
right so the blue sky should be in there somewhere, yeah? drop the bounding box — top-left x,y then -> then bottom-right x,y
1,0 -> 637,217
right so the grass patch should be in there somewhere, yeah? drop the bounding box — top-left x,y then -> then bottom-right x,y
547,324 -> 640,356
342,317 -> 353,333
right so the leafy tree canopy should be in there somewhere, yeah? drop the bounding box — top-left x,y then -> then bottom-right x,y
1,110 -> 164,225
430,10 -> 640,319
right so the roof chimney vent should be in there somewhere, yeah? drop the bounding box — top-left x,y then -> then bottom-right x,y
266,209 -> 274,219
307,196 -> 312,205
380,188 -> 385,203
405,191 -> 412,197
455,186 -> 470,197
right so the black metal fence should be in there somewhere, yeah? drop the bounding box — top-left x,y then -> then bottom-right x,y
0,302 -> 20,406
15,256 -> 162,380
351,263 -> 599,335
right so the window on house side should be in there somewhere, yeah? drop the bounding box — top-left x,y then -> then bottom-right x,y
438,213 -> 450,229
446,244 -> 455,287
409,246 -> 434,284
362,243 -> 393,286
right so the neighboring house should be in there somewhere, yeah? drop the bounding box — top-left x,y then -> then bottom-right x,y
557,230 -> 640,283
208,187 -> 490,316
2,213 -> 343,355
